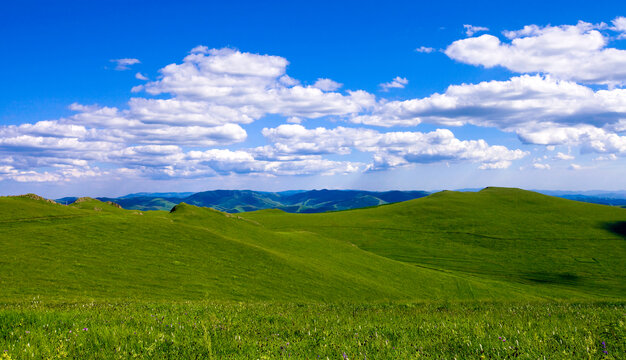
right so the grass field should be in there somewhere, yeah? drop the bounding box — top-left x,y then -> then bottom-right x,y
1,188 -> 625,358
1,302 -> 624,359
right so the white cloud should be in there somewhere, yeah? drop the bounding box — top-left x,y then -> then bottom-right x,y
142,48 -> 374,120
379,77 -> 409,92
110,58 -> 140,71
122,124 -> 248,146
5,43 -> 625,184
351,75 -> 626,158
127,98 -> 256,126
279,75 -> 300,86
0,120 -> 90,139
186,148 -> 362,177
517,125 -> 626,155
463,24 -> 489,37
415,46 -> 435,53
312,78 -> 343,91
1,47 -> 378,182
261,124 -> 527,170
135,72 -> 149,80
479,161 -> 512,170
612,16 -> 626,38
353,75 -> 626,128
446,21 -> 626,86
0,163 -> 106,183
190,45 -> 210,54
554,152 -> 574,160
594,154 -> 618,161
0,135 -> 117,153
532,163 -> 551,170
569,163 -> 582,170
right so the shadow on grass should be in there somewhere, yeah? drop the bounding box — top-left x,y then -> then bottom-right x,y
605,221 -> 626,239
524,272 -> 581,285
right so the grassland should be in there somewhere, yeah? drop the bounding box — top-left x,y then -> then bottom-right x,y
1,302 -> 624,359
0,188 -> 625,358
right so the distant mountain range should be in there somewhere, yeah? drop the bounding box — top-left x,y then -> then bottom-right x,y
57,189 -> 431,213
55,188 -> 626,212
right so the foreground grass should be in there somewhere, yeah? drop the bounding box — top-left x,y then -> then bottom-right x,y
1,302 -> 624,359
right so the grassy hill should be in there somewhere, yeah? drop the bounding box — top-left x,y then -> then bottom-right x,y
2,189 -> 625,359
1,187 -> 624,302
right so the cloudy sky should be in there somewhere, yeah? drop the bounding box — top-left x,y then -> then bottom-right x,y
1,1 -> 626,197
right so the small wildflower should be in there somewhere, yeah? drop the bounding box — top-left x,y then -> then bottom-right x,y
82,327 -> 88,331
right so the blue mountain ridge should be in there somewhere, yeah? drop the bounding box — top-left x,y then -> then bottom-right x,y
55,189 -> 626,212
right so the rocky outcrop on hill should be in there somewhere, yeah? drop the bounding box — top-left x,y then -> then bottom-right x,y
16,193 -> 57,204
105,201 -> 123,209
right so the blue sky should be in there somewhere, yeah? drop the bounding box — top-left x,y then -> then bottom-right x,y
1,0 -> 626,197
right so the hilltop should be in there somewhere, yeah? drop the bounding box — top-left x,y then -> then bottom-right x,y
0,187 -> 624,302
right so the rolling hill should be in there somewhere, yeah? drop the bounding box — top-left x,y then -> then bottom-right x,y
57,189 -> 626,213
2,188 -> 624,302
60,189 -> 431,213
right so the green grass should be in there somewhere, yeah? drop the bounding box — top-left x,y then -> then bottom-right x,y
1,301 -> 624,359
1,188 -> 625,358
241,187 -> 626,300
1,187 -> 624,302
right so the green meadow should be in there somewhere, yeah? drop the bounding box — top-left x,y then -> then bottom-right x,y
1,188 -> 625,358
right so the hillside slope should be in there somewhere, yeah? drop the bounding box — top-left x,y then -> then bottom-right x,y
241,187 -> 626,299
1,187 -> 624,302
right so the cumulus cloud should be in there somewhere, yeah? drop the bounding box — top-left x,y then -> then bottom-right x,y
463,24 -> 489,37
446,20 -> 626,86
595,154 -> 618,161
352,75 -> 626,128
517,124 -> 626,155
0,162 -> 106,183
185,148 -> 362,177
260,124 -> 527,170
351,75 -> 626,157
479,161 -> 512,170
110,58 -> 140,71
313,78 -> 343,91
554,152 -> 575,160
5,40 -> 625,184
612,16 -> 626,38
415,46 -> 435,53
380,77 -> 409,92
135,72 -> 149,80
141,48 -> 374,121
1,47 -> 379,182
532,163 -> 551,170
